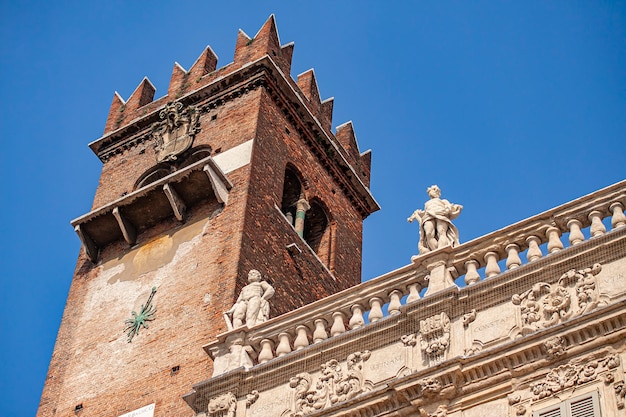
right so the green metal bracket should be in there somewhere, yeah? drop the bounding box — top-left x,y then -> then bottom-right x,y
124,287 -> 157,343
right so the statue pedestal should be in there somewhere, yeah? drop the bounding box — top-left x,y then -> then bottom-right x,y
413,246 -> 457,296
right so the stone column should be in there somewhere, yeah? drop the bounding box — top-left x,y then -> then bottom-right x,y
294,198 -> 310,237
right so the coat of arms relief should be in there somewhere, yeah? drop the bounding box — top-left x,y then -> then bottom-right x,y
152,101 -> 200,162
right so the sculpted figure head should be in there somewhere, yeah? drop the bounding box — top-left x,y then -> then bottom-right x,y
427,185 -> 441,199
248,269 -> 261,283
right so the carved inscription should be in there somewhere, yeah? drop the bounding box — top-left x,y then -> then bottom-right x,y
370,356 -> 403,371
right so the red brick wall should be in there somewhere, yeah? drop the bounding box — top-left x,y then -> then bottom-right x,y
40,43 -> 370,417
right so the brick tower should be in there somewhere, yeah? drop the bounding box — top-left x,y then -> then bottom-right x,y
37,16 -> 378,417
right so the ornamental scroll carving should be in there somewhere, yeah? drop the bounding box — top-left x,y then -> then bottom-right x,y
151,101 -> 200,162
530,355 -> 620,400
420,312 -> 451,365
614,380 -> 626,409
207,392 -> 237,417
282,351 -> 372,416
512,263 -> 604,335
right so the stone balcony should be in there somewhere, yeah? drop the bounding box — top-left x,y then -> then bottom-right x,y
71,155 -> 232,262
184,180 -> 626,416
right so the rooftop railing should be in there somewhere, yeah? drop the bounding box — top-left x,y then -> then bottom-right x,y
205,180 -> 626,373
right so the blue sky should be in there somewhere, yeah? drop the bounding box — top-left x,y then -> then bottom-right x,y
1,2 -> 624,416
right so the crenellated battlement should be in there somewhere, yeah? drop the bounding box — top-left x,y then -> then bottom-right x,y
100,15 -> 357,172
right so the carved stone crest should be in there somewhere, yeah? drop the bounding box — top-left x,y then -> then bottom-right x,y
420,312 -> 451,365
208,392 -> 237,417
512,263 -> 604,335
152,101 -> 200,162
282,351 -> 372,416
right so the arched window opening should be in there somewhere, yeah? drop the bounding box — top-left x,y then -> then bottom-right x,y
281,167 -> 303,226
134,146 -> 212,191
304,200 -> 331,259
134,165 -> 174,190
177,146 -> 212,169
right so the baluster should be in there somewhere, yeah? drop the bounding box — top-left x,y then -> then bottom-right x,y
406,284 -> 421,303
464,259 -> 480,285
388,290 -> 403,315
526,236 -> 543,262
588,211 -> 606,237
258,339 -> 274,364
546,226 -> 564,253
567,219 -> 584,245
610,202 -> 626,229
330,311 -> 346,337
349,304 -> 365,329
293,325 -> 310,350
368,297 -> 384,322
484,251 -> 500,277
276,332 -> 292,357
312,318 -> 328,343
505,244 -> 521,270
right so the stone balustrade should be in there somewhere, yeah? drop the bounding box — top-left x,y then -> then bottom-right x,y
449,180 -> 626,286
204,180 -> 626,372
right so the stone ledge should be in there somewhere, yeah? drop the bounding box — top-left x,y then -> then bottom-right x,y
70,155 -> 231,262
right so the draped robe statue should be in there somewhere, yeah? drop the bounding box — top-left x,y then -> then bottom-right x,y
408,185 -> 463,254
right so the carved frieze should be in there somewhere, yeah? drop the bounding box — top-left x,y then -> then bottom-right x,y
420,312 -> 451,365
207,392 -> 237,417
152,101 -> 200,162
512,263 -> 604,335
530,354 -> 620,399
282,351 -> 372,416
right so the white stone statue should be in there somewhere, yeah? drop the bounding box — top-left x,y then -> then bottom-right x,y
408,185 -> 463,254
224,270 -> 275,329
